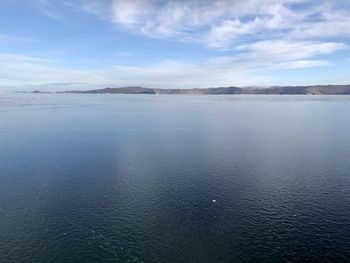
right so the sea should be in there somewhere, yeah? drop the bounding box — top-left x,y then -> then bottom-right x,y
1,93 -> 350,262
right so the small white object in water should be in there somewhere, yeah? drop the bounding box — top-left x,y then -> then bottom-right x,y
212,199 -> 217,203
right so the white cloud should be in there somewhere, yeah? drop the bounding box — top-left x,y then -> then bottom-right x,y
0,49 -> 338,91
34,0 -> 350,49
276,60 -> 329,69
292,12 -> 350,39
76,0 -> 350,48
0,35 -> 33,45
0,53 -> 268,90
33,1 -> 350,55
236,40 -> 347,61
69,0 -> 349,75
0,54 -> 111,86
33,0 -> 63,19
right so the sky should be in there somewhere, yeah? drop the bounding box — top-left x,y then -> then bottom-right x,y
0,0 -> 350,91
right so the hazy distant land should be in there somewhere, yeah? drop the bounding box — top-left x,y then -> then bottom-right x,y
32,85 -> 350,95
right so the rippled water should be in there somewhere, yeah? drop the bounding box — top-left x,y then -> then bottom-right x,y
1,93 -> 350,262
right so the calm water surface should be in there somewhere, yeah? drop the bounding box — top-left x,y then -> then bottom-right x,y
1,94 -> 350,262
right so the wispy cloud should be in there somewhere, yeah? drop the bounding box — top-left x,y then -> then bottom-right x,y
0,54 -> 111,86
31,1 -> 350,53
74,0 -> 349,69
78,0 -> 350,48
276,60 -> 329,69
0,34 -> 34,45
236,40 -> 347,61
116,51 -> 135,57
0,49 -> 336,91
33,0 -> 63,19
0,53 -> 269,90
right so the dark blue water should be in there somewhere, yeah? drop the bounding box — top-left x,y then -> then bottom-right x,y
1,94 -> 350,262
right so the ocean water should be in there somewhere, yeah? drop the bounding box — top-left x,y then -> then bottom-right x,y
1,93 -> 350,262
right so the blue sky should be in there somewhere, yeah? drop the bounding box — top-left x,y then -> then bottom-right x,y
0,0 -> 350,90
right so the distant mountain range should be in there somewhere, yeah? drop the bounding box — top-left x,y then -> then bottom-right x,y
39,85 -> 350,95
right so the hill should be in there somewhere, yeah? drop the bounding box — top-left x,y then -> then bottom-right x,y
61,85 -> 350,95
